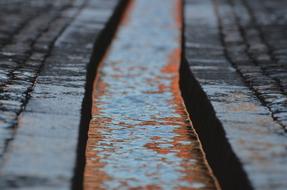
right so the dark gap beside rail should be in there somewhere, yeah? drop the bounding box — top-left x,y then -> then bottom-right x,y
72,1 -> 130,189
179,3 -> 253,188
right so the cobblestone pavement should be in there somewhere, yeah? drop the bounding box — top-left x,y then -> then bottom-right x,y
215,0 -> 287,129
0,0 -> 85,160
0,0 -> 125,189
0,0 -> 286,189
184,0 -> 287,189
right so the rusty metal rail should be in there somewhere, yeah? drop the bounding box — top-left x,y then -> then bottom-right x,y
84,0 -> 219,189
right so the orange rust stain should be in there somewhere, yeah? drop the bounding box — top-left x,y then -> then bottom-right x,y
166,2 -> 221,189
144,142 -> 171,155
158,83 -> 168,92
129,185 -> 162,190
84,1 -> 136,189
84,0 -> 220,189
121,0 -> 135,26
151,136 -> 161,141
152,1 -> 220,187
161,48 -> 181,74
174,0 -> 183,29
84,78 -> 111,190
161,48 -> 185,121
84,21 -> 111,190
137,120 -> 181,126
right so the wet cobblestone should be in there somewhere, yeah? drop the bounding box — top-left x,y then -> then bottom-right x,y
0,0 -> 123,189
184,0 -> 287,189
0,0 -> 86,160
215,0 -> 287,129
0,0 -> 286,188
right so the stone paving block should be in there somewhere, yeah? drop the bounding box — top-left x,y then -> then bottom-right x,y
0,0 -> 127,189
0,0 -> 87,163
216,0 -> 287,129
16,112 -> 79,139
183,0 -> 287,189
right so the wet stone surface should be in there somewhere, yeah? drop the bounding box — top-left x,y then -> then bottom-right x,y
184,0 -> 287,189
0,0 -> 86,160
84,0 -> 218,189
0,0 -> 122,189
214,0 -> 287,129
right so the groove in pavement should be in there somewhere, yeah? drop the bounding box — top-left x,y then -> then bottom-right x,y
84,0 -> 219,189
